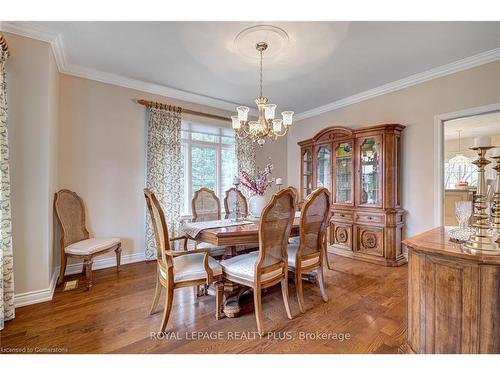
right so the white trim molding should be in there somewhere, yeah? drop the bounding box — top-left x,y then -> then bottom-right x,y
295,48 -> 500,121
433,103 -> 500,227
2,21 -> 499,121
14,251 -> 147,307
0,21 -> 248,114
14,267 -> 59,308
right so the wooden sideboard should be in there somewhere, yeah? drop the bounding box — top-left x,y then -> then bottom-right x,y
298,124 -> 406,266
403,227 -> 500,354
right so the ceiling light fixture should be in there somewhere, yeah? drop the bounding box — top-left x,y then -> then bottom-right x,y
232,42 -> 293,146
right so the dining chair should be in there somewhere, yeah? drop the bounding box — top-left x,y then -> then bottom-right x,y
144,189 -> 224,332
224,187 -> 248,218
224,187 -> 259,253
288,187 -> 331,313
54,189 -> 121,290
191,187 -> 226,258
192,187 -> 221,221
220,187 -> 297,335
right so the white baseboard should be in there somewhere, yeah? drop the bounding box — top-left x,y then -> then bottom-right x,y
14,267 -> 59,308
13,251 -> 146,307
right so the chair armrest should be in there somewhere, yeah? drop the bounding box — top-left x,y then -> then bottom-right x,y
165,248 -> 211,257
202,251 -> 213,284
169,235 -> 188,251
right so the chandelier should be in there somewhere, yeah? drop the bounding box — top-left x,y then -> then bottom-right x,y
231,42 -> 293,146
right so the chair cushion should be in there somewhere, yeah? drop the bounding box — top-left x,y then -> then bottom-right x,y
65,238 -> 120,255
160,253 -> 222,283
287,243 -> 320,269
220,251 -> 283,282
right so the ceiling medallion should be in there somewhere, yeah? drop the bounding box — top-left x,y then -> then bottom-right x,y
231,38 -> 294,146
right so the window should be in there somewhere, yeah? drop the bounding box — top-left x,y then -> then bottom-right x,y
180,122 -> 237,215
444,161 -> 477,189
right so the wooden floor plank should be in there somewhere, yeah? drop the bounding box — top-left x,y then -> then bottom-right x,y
0,255 -> 407,354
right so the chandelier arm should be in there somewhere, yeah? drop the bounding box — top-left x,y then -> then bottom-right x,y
272,126 -> 289,138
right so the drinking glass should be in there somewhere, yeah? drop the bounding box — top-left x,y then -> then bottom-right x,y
450,201 -> 475,242
455,200 -> 472,231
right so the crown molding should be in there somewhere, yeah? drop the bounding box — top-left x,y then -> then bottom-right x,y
0,21 -> 249,114
294,47 -> 500,121
2,21 -> 498,120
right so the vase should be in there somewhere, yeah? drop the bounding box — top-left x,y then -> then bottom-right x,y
248,195 -> 267,218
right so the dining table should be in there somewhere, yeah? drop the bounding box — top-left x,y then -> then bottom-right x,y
183,216 -> 302,318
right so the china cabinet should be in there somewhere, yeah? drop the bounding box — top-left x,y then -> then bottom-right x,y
298,124 -> 406,266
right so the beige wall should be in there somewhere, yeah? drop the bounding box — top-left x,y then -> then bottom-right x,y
58,74 -> 234,265
6,32 -> 59,294
287,61 -> 500,237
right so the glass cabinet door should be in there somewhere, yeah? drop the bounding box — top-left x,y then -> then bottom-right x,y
358,136 -> 382,206
334,142 -> 353,204
301,148 -> 313,199
316,145 -> 332,191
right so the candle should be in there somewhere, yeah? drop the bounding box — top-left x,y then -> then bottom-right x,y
474,135 -> 491,148
275,178 -> 283,185
233,177 -> 240,185
491,147 -> 500,158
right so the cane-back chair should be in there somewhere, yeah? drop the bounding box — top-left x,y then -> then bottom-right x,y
220,187 -> 297,335
54,189 -> 121,290
190,187 -> 226,257
223,187 -> 248,219
288,187 -> 331,313
144,189 -> 224,332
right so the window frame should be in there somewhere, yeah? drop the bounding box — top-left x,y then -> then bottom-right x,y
181,122 -> 236,215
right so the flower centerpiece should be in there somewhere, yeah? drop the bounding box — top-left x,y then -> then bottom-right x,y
239,162 -> 274,217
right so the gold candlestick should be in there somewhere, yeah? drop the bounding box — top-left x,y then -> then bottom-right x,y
492,156 -> 500,232
463,146 -> 500,253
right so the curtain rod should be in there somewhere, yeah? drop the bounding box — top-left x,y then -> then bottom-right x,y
137,99 -> 230,122
0,34 -> 10,57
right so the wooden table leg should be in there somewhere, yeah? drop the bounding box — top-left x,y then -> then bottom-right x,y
222,245 -> 237,260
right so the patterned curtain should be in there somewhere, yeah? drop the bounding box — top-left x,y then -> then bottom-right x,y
0,43 -> 14,330
235,136 -> 257,199
145,108 -> 182,260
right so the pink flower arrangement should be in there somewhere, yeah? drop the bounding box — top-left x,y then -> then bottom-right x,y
240,162 -> 274,196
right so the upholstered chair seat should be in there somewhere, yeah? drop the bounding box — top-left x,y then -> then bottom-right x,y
221,251 -> 283,283
287,243 -> 320,269
65,238 -> 121,256
159,252 -> 222,283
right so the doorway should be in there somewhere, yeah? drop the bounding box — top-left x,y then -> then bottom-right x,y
434,103 -> 500,226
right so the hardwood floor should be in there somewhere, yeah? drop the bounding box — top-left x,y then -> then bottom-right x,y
0,255 -> 407,354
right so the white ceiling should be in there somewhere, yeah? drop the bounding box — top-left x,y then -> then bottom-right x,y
444,111 -> 500,140
15,21 -> 500,115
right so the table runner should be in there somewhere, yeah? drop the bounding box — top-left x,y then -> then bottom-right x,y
182,219 -> 254,239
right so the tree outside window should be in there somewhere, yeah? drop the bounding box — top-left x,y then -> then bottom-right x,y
180,122 -> 237,215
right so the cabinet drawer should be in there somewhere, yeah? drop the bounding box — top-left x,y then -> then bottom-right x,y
354,225 -> 384,256
331,210 -> 353,222
330,223 -> 352,251
355,212 -> 385,225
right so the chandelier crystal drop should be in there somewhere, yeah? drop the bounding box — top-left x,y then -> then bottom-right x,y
232,42 -> 294,146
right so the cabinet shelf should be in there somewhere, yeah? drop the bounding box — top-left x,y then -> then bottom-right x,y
298,124 -> 405,266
